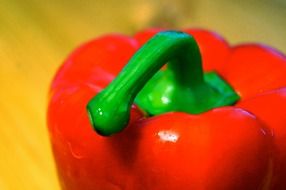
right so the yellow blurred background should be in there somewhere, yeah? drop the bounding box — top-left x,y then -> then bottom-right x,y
1,0 -> 286,189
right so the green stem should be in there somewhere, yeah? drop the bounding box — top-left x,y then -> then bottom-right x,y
87,31 -> 239,136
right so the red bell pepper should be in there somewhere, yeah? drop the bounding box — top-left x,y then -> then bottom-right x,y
48,28 -> 286,190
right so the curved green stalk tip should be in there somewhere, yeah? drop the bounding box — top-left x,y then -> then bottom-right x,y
86,91 -> 131,136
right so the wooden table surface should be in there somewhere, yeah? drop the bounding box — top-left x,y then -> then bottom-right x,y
1,0 -> 285,189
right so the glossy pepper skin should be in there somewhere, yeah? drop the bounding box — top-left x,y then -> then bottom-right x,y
48,29 -> 286,190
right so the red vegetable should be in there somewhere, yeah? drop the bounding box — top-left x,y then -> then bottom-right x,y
48,29 -> 286,190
